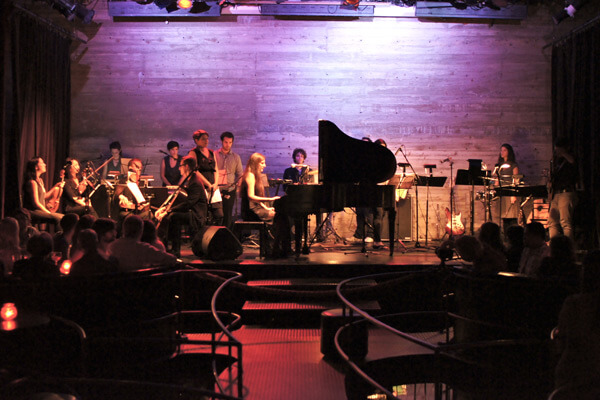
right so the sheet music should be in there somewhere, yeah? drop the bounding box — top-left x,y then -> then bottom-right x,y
206,188 -> 222,204
127,181 -> 146,204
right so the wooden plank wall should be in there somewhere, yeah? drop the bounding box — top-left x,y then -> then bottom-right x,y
70,2 -> 557,240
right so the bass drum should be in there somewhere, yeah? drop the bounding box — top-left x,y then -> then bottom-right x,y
90,184 -> 111,218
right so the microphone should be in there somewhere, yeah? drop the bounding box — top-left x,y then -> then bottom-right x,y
492,164 -> 500,176
159,150 -> 169,156
395,146 -> 404,155
291,163 -> 309,168
440,157 -> 452,163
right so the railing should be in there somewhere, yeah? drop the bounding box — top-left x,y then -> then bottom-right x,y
334,269 -> 557,400
0,265 -> 246,400
192,267 -> 245,399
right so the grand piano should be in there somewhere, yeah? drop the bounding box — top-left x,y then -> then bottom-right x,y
279,120 -> 398,256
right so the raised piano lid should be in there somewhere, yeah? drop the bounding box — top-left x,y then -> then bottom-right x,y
318,120 -> 397,184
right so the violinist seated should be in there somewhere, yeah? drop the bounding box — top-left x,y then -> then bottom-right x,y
113,158 -> 152,226
155,156 -> 208,258
61,158 -> 98,218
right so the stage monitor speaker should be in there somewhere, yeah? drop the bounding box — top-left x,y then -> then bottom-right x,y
192,226 -> 243,261
382,196 -> 412,241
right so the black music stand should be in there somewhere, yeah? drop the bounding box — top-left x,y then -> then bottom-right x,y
395,174 -> 414,252
455,161 -> 486,235
416,174 -> 447,247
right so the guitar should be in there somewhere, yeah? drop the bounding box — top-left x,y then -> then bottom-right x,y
445,207 -> 465,236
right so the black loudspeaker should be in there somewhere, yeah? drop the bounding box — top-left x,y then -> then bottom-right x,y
381,195 -> 412,241
191,226 -> 243,261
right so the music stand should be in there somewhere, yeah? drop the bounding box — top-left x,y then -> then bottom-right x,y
416,175 -> 447,247
455,162 -> 486,235
390,172 -> 415,252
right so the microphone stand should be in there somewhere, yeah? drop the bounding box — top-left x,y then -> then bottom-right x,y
495,166 -> 504,232
397,146 -> 422,248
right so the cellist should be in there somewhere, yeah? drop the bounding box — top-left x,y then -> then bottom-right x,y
155,156 -> 207,257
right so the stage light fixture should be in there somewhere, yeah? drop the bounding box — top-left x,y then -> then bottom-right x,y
154,0 -> 177,9
189,0 -> 211,13
341,0 -> 360,9
178,0 -> 193,8
553,0 -> 583,25
51,0 -> 95,23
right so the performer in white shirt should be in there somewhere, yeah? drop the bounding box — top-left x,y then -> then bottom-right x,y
114,158 -> 152,232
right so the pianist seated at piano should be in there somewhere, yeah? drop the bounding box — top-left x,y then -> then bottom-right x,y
240,153 -> 280,222
241,153 -> 292,257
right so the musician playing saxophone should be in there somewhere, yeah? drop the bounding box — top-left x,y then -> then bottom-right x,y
155,156 -> 208,257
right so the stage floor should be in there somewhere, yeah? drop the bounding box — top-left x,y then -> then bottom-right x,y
181,238 -> 446,280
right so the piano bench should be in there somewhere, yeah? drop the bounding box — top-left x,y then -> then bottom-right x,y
232,220 -> 268,258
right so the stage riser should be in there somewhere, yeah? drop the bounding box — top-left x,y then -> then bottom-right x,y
214,263 -> 435,281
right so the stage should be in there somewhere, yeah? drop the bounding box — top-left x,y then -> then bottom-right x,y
181,237 -> 446,281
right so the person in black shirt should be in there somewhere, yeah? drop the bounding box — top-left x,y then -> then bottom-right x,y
12,232 -> 59,280
187,130 -> 224,225
160,140 -> 182,186
70,229 -> 118,276
155,156 -> 208,257
283,148 -> 310,184
61,159 -> 98,217
548,137 -> 578,242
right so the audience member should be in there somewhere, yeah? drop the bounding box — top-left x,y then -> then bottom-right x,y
554,250 -> 600,398
141,219 -> 166,252
478,222 -> 505,255
504,225 -> 524,273
538,235 -> 578,281
13,208 -> 37,248
519,222 -> 549,277
69,214 -> 97,263
70,229 -> 118,276
92,218 -> 118,261
53,213 -> 79,262
0,217 -> 23,276
454,235 -> 507,276
12,232 -> 59,280
108,214 -> 177,272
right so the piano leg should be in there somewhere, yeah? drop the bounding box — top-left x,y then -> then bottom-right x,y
302,217 -> 309,255
388,208 -> 396,256
294,217 -> 304,257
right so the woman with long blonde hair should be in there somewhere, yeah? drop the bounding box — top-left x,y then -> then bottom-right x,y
240,153 -> 280,221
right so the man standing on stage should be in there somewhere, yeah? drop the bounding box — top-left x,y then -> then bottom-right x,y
215,131 -> 243,230
548,137 -> 578,242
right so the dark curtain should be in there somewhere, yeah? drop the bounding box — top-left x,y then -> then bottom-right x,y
552,20 -> 600,248
1,3 -> 71,217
